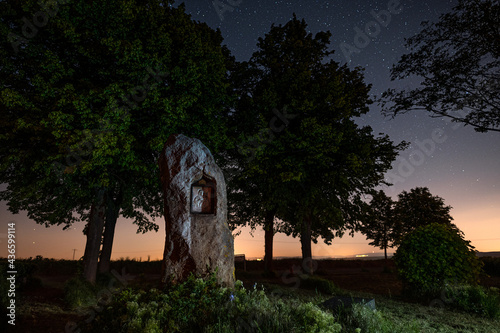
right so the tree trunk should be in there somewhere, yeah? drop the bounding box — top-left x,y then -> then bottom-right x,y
263,209 -> 276,274
300,215 -> 313,275
383,224 -> 388,261
83,189 -> 106,283
98,211 -> 117,274
98,190 -> 122,274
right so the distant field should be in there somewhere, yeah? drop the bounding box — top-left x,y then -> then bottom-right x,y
244,251 -> 500,261
478,252 -> 500,258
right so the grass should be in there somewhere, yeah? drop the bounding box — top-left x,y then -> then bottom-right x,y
375,296 -> 500,332
17,281 -> 500,333
249,283 -> 500,333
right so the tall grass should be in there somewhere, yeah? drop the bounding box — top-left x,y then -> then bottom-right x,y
444,284 -> 500,319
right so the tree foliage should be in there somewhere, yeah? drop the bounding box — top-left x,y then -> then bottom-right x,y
394,223 -> 483,298
0,0 -> 232,281
227,15 -> 405,269
360,190 -> 396,260
381,0 -> 500,133
361,187 -> 457,255
392,187 -> 455,245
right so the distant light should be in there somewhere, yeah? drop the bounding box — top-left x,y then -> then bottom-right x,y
256,258 -> 262,261
355,254 -> 368,258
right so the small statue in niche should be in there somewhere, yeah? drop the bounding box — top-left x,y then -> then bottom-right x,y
190,177 -> 216,214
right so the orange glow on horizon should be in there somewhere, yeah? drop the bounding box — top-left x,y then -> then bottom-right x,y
1,187 -> 499,261
3,210 -> 498,261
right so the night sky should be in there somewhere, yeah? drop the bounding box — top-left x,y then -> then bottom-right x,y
1,0 -> 499,260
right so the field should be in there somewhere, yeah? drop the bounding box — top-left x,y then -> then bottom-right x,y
2,257 -> 500,332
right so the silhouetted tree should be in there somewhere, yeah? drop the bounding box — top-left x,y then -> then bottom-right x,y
392,187 -> 456,245
227,16 -> 405,273
382,0 -> 500,133
360,190 -> 396,260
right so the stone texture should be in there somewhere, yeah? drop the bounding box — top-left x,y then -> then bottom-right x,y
159,134 -> 234,287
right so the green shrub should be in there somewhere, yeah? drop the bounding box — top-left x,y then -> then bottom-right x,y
292,302 -> 341,333
445,284 -> 500,319
393,223 -> 483,298
300,275 -> 339,294
482,289 -> 500,319
64,272 -> 123,309
64,276 -> 99,309
80,275 -> 342,333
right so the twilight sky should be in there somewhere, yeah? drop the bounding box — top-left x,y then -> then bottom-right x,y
1,0 -> 499,260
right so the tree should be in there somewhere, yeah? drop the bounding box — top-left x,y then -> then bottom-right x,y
381,0 -> 500,133
360,190 -> 396,260
0,0 -> 232,282
392,187 -> 456,245
278,122 -> 402,273
227,16 -> 405,273
220,57 -> 282,273
394,223 -> 483,298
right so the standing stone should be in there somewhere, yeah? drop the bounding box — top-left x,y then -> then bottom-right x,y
159,134 -> 234,287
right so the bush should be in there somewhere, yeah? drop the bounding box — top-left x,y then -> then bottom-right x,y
444,284 -> 500,319
64,273 -> 118,309
300,275 -> 339,295
80,275 -> 342,333
393,223 -> 483,298
64,276 -> 99,309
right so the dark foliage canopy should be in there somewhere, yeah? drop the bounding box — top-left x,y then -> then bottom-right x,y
392,187 -> 456,245
360,190 -> 396,258
0,0 -> 232,230
226,16 -> 405,249
382,0 -> 500,133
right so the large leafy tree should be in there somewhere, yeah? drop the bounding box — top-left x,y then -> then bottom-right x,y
392,187 -> 456,245
381,0 -> 500,133
360,190 -> 396,260
278,121 -> 402,272
0,0 -> 231,282
224,60 -> 285,273
227,16 -> 405,273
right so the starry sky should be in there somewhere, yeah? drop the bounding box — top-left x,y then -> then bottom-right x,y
1,0 -> 499,260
